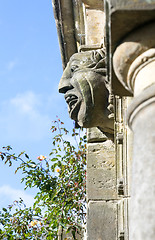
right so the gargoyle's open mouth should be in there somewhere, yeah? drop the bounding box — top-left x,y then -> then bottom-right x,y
65,94 -> 81,120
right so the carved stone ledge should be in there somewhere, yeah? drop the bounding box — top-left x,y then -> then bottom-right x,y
87,127 -> 108,143
82,0 -> 104,9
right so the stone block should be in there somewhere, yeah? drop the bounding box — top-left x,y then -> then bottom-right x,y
87,141 -> 117,200
87,127 -> 108,143
85,8 -> 104,45
87,201 -> 117,240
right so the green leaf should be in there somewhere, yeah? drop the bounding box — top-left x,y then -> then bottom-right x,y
25,153 -> 29,159
50,157 -> 58,162
2,208 -> 7,212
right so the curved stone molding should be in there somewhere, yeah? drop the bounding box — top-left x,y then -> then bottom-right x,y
127,84 -> 155,129
58,49 -> 114,134
113,22 -> 155,93
127,48 -> 155,94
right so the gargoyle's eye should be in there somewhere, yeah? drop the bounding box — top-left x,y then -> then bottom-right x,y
70,65 -> 79,73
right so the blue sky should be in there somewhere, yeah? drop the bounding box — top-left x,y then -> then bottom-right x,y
0,1 -> 73,208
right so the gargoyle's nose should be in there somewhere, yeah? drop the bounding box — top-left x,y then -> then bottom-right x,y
58,76 -> 73,93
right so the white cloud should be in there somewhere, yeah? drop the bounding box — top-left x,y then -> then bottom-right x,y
0,91 -> 51,142
7,60 -> 17,71
0,185 -> 34,208
10,91 -> 41,116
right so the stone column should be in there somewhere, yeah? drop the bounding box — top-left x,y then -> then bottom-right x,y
113,22 -> 155,240
128,85 -> 155,240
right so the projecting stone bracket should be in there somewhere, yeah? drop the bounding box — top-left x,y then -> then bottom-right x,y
78,43 -> 104,52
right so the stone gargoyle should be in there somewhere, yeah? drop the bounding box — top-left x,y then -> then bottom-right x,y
58,49 -> 114,134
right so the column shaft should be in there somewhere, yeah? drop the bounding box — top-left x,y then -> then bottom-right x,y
128,86 -> 155,239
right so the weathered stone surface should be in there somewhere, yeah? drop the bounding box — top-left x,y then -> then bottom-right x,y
109,0 -> 155,9
87,127 -> 108,143
128,85 -> 155,240
87,141 -> 116,200
85,9 -> 104,46
82,0 -> 104,9
117,198 -> 129,240
105,0 -> 155,54
52,0 -> 77,68
87,201 -> 117,240
105,0 -> 155,95
113,22 -> 155,94
58,50 -> 114,133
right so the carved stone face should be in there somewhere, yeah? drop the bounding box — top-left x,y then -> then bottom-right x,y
58,50 -> 114,133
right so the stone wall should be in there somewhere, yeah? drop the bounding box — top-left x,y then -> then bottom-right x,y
87,130 -> 116,239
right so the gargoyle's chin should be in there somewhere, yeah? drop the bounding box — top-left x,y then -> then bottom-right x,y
76,103 -> 89,128
68,100 -> 81,121
68,99 -> 88,128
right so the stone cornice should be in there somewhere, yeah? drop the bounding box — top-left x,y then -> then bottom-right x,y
52,0 -> 78,69
52,0 -> 105,69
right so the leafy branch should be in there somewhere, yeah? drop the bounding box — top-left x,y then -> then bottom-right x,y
0,119 -> 87,239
